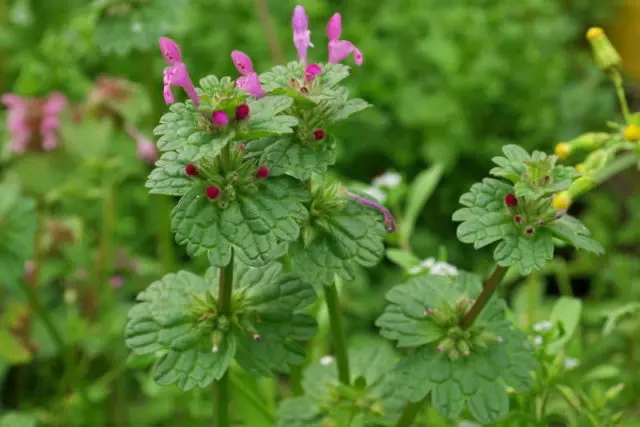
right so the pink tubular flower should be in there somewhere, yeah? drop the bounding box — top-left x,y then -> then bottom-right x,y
305,64 -> 323,83
345,190 -> 396,232
292,5 -> 313,63
327,13 -> 363,66
40,92 -> 66,151
231,50 -> 265,98
159,37 -> 200,106
125,123 -> 158,164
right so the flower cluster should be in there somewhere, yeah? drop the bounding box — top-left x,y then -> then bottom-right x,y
1,92 -> 67,153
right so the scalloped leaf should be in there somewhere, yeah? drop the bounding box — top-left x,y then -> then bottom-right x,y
0,179 -> 36,284
125,262 -> 317,389
548,215 -> 604,255
248,136 -> 336,180
172,176 -> 309,267
154,102 -> 214,152
290,200 -> 386,286
378,273 -> 536,424
239,95 -> 298,139
276,343 -> 403,427
145,150 -> 192,196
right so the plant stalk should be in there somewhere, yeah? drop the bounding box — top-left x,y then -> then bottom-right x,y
395,398 -> 425,427
215,252 -> 234,427
460,265 -> 508,330
323,279 -> 350,385
610,70 -> 631,123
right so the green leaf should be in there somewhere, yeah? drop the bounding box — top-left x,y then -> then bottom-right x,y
260,62 -> 306,92
489,144 -> 530,182
172,176 -> 308,267
399,163 -> 444,244
379,273 -> 536,424
0,178 -> 37,284
145,150 -> 192,196
0,329 -> 32,364
602,303 -> 640,336
385,248 -> 422,271
548,215 -> 604,255
239,96 -> 298,139
291,199 -> 386,286
154,102 -> 211,152
276,343 -> 403,427
332,98 -> 371,122
249,135 -> 336,180
547,297 -> 582,354
124,271 -> 234,390
125,263 -> 317,389
493,228 -> 554,275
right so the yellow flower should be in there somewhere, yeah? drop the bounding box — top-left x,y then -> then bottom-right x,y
586,27 -> 604,41
554,143 -> 571,160
623,124 -> 640,141
552,191 -> 572,211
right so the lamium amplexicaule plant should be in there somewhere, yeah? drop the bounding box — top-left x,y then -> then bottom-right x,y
117,6 -> 636,425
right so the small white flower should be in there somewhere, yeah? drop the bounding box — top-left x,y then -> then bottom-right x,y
532,335 -> 543,346
372,171 -> 402,189
320,355 -> 334,366
430,262 -> 459,277
533,320 -> 553,332
363,186 -> 387,203
408,265 -> 424,275
564,357 -> 579,370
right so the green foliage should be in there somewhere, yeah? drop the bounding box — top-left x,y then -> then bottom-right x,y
453,146 -> 603,274
377,272 -> 536,423
0,177 -> 37,284
276,343 -> 404,426
124,262 -> 316,390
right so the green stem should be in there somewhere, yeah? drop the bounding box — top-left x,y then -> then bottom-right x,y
395,398 -> 425,427
460,265 -> 508,329
215,252 -> 234,427
289,365 -> 303,396
253,0 -> 285,64
230,372 -> 276,423
610,70 -> 631,123
323,280 -> 350,385
96,181 -> 116,308
19,280 -> 64,351
593,152 -> 638,185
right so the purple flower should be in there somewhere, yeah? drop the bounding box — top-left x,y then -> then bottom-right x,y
40,92 -> 66,151
305,63 -> 323,82
125,123 -> 158,164
1,94 -> 31,153
292,5 -> 313,63
231,50 -> 265,98
327,13 -> 363,66
159,37 -> 200,106
344,190 -> 396,232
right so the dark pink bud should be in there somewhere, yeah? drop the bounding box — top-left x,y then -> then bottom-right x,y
235,104 -> 250,120
185,163 -> 198,177
313,129 -> 325,140
525,227 -> 534,235
305,64 -> 323,82
504,194 -> 518,207
206,186 -> 221,200
256,166 -> 270,179
236,143 -> 246,151
212,110 -> 229,127
514,215 -> 522,224
252,332 -> 261,342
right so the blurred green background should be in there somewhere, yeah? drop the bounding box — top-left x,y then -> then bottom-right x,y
3,0 -> 640,425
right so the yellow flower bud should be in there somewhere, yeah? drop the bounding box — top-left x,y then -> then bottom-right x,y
575,163 -> 586,174
623,124 -> 640,141
552,191 -> 572,211
554,143 -> 571,160
586,27 -> 621,71
586,27 -> 604,41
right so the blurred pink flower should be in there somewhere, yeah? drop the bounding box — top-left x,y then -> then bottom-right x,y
292,5 -> 313,63
1,92 -> 66,153
231,50 -> 265,98
109,276 -> 124,289
159,37 -> 200,106
125,124 -> 157,164
305,64 -> 323,82
327,13 -> 363,66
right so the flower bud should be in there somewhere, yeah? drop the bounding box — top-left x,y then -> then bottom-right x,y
235,104 -> 250,120
554,143 -> 571,160
256,166 -> 270,179
313,129 -> 325,140
504,194 -> 518,207
623,124 -> 640,141
185,163 -> 198,177
552,191 -> 572,210
206,186 -> 221,200
514,215 -> 523,224
568,176 -> 594,199
457,340 -> 471,356
586,27 -> 621,71
212,110 -> 229,127
575,163 -> 586,174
